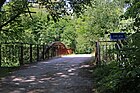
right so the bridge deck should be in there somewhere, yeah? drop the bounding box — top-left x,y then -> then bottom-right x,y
0,54 -> 95,93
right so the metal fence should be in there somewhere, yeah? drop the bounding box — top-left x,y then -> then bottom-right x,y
95,41 -> 123,65
0,42 -> 58,67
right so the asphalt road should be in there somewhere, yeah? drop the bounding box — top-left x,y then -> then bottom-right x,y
0,54 -> 94,93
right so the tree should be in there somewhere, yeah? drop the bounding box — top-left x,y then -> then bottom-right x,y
124,0 -> 140,32
0,0 -> 92,30
0,0 -> 28,30
93,1 -> 140,93
73,0 -> 124,53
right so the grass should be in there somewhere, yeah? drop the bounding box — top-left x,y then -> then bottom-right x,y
0,67 -> 20,78
0,68 -> 11,78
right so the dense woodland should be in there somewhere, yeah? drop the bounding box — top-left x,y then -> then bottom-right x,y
0,0 -> 140,93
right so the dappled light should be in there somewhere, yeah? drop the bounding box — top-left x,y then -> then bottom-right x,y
60,75 -> 69,78
68,73 -> 76,76
0,0 -> 139,93
56,72 -> 63,75
79,65 -> 90,68
0,54 -> 94,93
68,68 -> 76,72
62,54 -> 93,58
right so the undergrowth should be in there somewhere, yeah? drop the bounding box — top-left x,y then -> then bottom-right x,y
93,62 -> 140,93
93,32 -> 140,93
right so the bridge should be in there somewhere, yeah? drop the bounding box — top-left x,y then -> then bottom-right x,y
0,40 -> 125,93
0,41 -> 73,67
0,41 -> 95,93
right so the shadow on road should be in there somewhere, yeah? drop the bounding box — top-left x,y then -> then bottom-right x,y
0,54 -> 95,93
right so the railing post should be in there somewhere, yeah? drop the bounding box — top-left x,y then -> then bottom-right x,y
95,41 -> 101,65
113,44 -> 115,60
54,46 -> 57,56
98,42 -> 101,64
102,45 -> 104,61
108,45 -> 111,60
52,47 -> 55,57
50,48 -> 52,58
105,42 -> 108,62
0,44 -> 1,67
20,44 -> 24,65
42,44 -> 45,60
55,46 -> 58,56
11,44 -> 14,63
30,44 -> 32,63
37,44 -> 39,61
47,49 -> 49,59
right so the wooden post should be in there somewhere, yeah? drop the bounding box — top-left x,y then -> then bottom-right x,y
95,41 -> 101,65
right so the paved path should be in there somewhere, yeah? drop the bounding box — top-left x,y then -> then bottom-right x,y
0,54 -> 94,93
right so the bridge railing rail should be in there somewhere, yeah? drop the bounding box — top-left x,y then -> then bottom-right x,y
0,42 -> 58,67
95,40 -> 125,65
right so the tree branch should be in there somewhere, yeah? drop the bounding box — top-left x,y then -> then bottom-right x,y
26,4 -> 33,19
0,12 -> 21,29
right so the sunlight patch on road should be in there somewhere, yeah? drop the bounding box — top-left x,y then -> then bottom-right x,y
56,72 -> 64,75
60,75 -> 69,78
40,77 -> 52,81
68,73 -> 75,76
79,65 -> 90,68
68,68 -> 76,72
62,54 -> 93,58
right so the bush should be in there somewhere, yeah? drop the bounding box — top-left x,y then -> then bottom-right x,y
93,32 -> 140,93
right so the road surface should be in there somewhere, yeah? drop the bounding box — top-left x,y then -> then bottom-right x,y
0,54 -> 95,93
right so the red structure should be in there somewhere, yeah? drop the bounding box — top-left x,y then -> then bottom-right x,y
50,41 -> 73,55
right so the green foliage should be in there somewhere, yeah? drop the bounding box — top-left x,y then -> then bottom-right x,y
93,0 -> 140,92
0,0 -> 125,54
124,0 -> 140,18
94,29 -> 140,93
94,53 -> 140,93
123,0 -> 140,32
0,0 -> 28,29
0,2 -> 140,91
73,0 -> 124,53
37,0 -> 92,16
